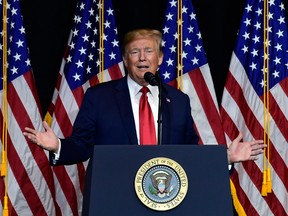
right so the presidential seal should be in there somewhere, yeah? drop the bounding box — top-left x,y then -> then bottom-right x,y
134,157 -> 188,211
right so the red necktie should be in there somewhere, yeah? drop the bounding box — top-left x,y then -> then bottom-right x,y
139,86 -> 157,145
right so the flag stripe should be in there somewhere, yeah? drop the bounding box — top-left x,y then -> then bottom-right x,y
188,67 -> 226,144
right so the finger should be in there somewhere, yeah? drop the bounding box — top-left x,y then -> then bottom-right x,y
235,132 -> 243,142
24,127 -> 37,134
250,156 -> 259,161
253,140 -> 264,144
42,121 -> 51,131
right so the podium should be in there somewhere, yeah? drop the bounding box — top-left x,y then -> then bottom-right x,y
82,145 -> 233,216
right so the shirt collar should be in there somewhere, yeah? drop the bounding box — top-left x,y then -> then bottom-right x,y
127,75 -> 158,98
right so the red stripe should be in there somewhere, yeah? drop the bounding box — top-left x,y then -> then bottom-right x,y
188,68 -> 226,144
23,71 -> 43,116
54,96 -> 73,136
279,77 -> 288,97
88,74 -> 100,87
108,63 -> 124,80
220,107 -> 239,141
268,86 -> 288,143
72,87 -> 85,109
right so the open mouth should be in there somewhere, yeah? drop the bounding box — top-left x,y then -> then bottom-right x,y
137,65 -> 149,69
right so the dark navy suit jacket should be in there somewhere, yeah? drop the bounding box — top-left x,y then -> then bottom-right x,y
51,76 -> 199,165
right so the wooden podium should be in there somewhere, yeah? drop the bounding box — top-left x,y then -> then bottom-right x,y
82,145 -> 233,216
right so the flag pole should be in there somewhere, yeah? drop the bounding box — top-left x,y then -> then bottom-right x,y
99,0 -> 105,83
261,0 -> 272,196
1,0 -> 9,215
177,0 -> 183,90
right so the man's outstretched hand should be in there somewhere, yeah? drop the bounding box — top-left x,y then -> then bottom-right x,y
227,132 -> 267,164
23,121 -> 59,153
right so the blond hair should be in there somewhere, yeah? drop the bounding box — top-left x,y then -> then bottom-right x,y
122,29 -> 163,56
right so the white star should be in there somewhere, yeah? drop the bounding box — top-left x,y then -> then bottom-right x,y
183,38 -> 191,46
242,31 -> 250,40
276,29 -> 284,38
274,43 -> 282,51
162,71 -> 170,80
191,57 -> 199,65
245,4 -> 253,12
109,52 -> 116,60
73,73 -> 81,81
82,34 -> 89,42
111,39 -> 119,47
13,53 -> 21,61
166,58 -> 174,66
66,55 -> 72,63
169,45 -> 176,53
273,57 -> 281,65
272,70 -> 280,78
190,12 -> 196,20
163,26 -> 169,34
19,26 -> 25,34
79,47 -> 86,55
88,53 -> 94,61
251,49 -> 258,57
75,60 -> 84,68
277,16 -> 285,24
170,0 -> 177,7
107,8 -> 114,15
187,25 -> 194,33
25,59 -> 31,66
244,18 -> 251,26
104,20 -> 111,28
16,39 -> 24,47
85,21 -> 92,29
11,66 -> 18,74
86,66 -> 92,74
249,62 -> 257,70
166,13 -> 173,21
195,44 -> 202,52
242,45 -> 248,53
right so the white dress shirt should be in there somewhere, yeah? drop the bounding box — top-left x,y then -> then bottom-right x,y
127,75 -> 159,144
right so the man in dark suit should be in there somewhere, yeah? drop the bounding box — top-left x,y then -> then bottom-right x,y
23,28 -> 266,166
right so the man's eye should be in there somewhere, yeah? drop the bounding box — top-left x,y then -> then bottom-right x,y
145,49 -> 153,54
130,50 -> 139,55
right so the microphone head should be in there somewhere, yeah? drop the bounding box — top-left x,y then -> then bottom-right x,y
144,72 -> 159,86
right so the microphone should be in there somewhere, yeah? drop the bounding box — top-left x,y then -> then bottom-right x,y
144,72 -> 159,86
144,71 -> 163,145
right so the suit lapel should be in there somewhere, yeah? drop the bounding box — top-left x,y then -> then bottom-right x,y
114,77 -> 138,144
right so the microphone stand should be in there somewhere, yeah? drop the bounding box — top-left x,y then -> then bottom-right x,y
144,71 -> 162,145
157,73 -> 162,145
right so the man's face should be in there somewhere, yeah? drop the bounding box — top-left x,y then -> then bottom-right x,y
123,38 -> 163,86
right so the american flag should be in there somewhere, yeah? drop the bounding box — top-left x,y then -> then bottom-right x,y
220,0 -> 288,215
0,0 -> 58,215
45,0 -> 125,215
159,0 -> 226,144
44,0 -> 125,215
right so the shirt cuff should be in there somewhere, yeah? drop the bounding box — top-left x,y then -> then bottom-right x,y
53,138 -> 61,160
